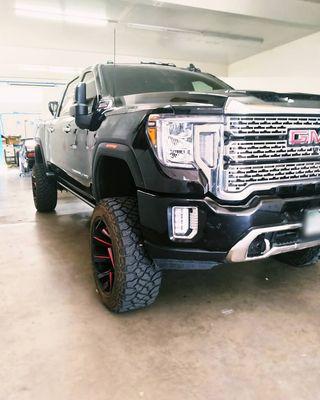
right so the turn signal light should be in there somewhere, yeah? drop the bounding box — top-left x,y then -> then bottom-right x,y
147,114 -> 159,146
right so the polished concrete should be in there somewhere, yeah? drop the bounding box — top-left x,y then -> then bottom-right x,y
1,166 -> 320,400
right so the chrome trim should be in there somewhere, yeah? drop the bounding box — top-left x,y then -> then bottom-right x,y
226,115 -> 320,138
226,139 -> 320,162
194,123 -> 223,189
226,223 -> 320,262
205,196 -> 262,216
211,114 -> 320,201
225,161 -> 320,193
217,178 -> 320,201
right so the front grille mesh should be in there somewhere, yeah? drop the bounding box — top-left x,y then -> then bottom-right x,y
228,115 -> 320,136
227,140 -> 320,162
226,161 -> 320,192
224,115 -> 320,195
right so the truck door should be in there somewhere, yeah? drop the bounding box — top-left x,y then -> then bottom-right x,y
49,77 -> 80,178
71,71 -> 98,187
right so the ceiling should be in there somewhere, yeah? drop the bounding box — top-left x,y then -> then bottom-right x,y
0,0 -> 320,80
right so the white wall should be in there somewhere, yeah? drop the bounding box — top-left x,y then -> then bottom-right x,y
0,81 -> 64,137
0,45 -> 227,81
228,31 -> 320,94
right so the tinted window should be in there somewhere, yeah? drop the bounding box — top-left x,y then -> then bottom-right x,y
59,77 -> 80,116
101,65 -> 232,96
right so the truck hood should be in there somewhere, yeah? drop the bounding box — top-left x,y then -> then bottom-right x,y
122,90 -> 320,114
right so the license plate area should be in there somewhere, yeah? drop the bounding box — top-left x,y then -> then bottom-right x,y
304,209 -> 320,237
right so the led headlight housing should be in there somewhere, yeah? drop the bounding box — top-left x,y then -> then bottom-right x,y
147,114 -> 221,170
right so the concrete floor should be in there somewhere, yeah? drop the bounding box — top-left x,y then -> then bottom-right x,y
1,166 -> 320,400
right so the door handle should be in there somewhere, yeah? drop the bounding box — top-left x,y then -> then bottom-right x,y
48,126 -> 54,133
63,124 -> 71,133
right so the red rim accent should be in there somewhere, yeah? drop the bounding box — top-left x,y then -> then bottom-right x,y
102,228 -> 111,238
107,247 -> 115,268
92,219 -> 115,293
93,236 -> 112,247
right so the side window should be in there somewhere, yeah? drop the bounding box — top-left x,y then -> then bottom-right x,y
59,77 -> 80,117
82,72 -> 97,113
192,81 -> 214,93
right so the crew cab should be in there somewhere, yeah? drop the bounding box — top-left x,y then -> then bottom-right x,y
33,63 -> 320,312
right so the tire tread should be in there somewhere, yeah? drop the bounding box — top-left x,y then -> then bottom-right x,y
92,197 -> 162,312
275,246 -> 320,267
32,163 -> 57,212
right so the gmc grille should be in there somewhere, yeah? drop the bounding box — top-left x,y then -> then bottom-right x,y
222,115 -> 320,197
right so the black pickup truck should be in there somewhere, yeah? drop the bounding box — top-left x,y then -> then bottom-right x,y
33,63 -> 320,312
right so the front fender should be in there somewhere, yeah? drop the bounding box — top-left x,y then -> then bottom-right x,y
92,142 -> 145,199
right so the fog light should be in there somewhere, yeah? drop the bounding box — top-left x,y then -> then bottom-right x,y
247,234 -> 271,258
171,206 -> 198,239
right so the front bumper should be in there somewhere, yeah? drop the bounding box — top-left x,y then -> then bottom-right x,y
137,190 -> 320,269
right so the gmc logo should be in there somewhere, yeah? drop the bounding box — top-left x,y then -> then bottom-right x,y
288,128 -> 320,146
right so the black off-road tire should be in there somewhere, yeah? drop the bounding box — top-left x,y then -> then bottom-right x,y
275,246 -> 320,267
31,162 -> 57,212
90,197 -> 162,313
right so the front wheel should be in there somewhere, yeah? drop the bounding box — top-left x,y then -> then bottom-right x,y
90,197 -> 162,313
274,246 -> 320,267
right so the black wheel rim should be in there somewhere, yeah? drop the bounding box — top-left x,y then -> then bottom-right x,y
92,219 -> 115,293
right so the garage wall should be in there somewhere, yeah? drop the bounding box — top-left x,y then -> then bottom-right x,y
0,45 -> 227,81
227,31 -> 320,94
0,82 -> 64,137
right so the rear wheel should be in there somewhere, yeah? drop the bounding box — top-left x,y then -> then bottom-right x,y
31,162 -> 57,212
90,197 -> 162,312
274,246 -> 320,267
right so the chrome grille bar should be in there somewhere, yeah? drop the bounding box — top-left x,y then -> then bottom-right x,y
219,115 -> 320,200
227,140 -> 320,162
227,115 -> 320,136
226,161 -> 320,192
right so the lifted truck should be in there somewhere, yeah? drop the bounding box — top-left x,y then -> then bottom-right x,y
33,63 -> 320,312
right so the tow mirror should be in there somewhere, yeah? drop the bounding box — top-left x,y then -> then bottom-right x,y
70,82 -> 93,130
48,101 -> 59,117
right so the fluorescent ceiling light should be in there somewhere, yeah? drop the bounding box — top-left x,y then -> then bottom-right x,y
127,23 -> 263,44
0,80 -> 65,87
15,6 -> 108,26
7,82 -> 58,87
127,23 -> 186,34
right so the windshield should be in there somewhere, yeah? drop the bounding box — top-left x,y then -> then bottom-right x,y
100,64 -> 232,97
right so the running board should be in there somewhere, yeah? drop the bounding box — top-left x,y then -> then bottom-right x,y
58,181 -> 95,208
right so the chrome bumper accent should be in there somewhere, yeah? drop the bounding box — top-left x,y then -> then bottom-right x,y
226,223 -> 320,262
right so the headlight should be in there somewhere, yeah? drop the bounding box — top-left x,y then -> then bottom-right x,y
147,115 -> 194,168
147,114 -> 221,169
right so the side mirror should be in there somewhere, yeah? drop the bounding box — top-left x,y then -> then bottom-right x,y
71,82 -> 92,130
48,101 -> 59,117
